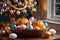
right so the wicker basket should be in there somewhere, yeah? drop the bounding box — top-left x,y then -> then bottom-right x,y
11,29 -> 46,38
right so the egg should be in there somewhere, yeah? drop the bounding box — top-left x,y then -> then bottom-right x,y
43,21 -> 48,28
20,25 -> 27,29
42,31 -> 51,38
16,25 -> 20,29
9,33 -> 17,39
0,8 -> 5,12
49,29 -> 56,35
27,24 -> 33,30
11,24 -> 16,28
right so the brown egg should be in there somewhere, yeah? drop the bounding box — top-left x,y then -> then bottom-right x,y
5,27 -> 11,34
42,31 -> 51,38
32,20 -> 45,29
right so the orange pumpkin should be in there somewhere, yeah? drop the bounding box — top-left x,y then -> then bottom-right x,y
16,18 -> 28,25
32,20 -> 45,29
16,18 -> 22,25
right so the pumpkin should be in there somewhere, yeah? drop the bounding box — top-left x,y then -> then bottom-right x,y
32,20 -> 45,29
16,18 -> 22,25
16,18 -> 28,25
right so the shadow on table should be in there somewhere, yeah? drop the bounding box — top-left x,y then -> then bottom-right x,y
53,38 -> 60,40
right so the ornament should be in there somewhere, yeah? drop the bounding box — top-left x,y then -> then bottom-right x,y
0,8 -> 5,12
11,24 -> 16,28
43,21 -> 48,28
31,4 -> 35,7
20,25 -> 27,29
9,33 -> 17,39
10,10 -> 14,14
29,0 -> 34,2
49,29 -> 56,35
18,1 -> 22,5
34,27 -> 40,30
5,7 -> 10,11
7,0 -> 27,10
32,8 -> 36,12
22,9 -> 27,13
27,24 -> 33,30
16,11 -> 20,15
29,17 -> 35,21
34,2 -> 37,5
14,0 -> 18,3
0,12 -> 3,15
2,3 -> 7,7
13,10 -> 16,13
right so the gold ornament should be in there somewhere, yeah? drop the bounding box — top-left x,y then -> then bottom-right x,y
13,10 -> 16,13
14,0 -> 18,3
32,8 -> 36,12
29,0 -> 34,2
10,9 -> 14,14
0,12 -> 3,15
5,7 -> 10,11
7,0 -> 28,10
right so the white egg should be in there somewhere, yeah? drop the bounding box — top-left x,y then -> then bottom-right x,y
20,25 -> 27,29
9,33 -> 17,39
49,29 -> 56,34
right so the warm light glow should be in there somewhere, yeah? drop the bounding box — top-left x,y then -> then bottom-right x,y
42,0 -> 47,10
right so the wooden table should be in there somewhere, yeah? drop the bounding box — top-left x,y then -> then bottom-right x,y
0,35 -> 60,40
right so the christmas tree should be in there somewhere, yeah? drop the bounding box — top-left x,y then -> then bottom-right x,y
0,0 -> 39,22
